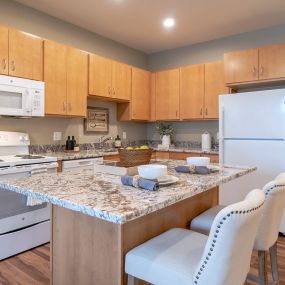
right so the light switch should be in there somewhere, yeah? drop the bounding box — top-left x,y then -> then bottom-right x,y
122,131 -> 127,139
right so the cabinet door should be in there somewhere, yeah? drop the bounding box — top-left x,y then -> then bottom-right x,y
155,69 -> 180,120
259,44 -> 285,80
66,47 -> 88,117
44,40 -> 67,115
224,48 -> 258,84
180,64 -> 204,120
204,61 -> 228,119
0,25 -> 8,75
149,73 -> 156,121
131,67 -> 150,120
9,29 -> 43,80
112,61 -> 131,101
89,54 -> 112,98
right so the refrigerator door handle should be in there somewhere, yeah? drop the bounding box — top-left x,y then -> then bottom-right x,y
219,104 -> 225,167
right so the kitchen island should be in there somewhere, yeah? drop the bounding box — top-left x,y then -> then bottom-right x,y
0,161 -> 255,285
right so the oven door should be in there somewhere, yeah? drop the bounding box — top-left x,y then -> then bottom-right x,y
0,84 -> 32,116
0,166 -> 50,234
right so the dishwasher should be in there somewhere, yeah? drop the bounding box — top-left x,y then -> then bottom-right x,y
62,157 -> 103,172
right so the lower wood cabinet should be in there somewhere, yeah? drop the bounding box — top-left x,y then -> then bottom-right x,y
44,40 -> 88,117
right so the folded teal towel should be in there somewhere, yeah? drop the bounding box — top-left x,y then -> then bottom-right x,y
121,175 -> 159,191
175,165 -> 211,175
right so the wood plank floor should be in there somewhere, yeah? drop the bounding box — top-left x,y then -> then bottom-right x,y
0,236 -> 284,285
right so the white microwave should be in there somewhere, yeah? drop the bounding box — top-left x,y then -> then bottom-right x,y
0,75 -> 45,117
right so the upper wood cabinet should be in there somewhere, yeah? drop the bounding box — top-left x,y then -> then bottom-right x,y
224,48 -> 259,84
117,67 -> 150,121
89,54 -> 112,98
0,25 -> 8,75
0,26 -> 43,80
155,69 -> 180,121
204,61 -> 228,119
66,47 -> 88,117
180,64 -> 205,120
44,40 -> 88,117
259,44 -> 285,80
149,73 -> 156,121
224,44 -> 285,86
89,54 -> 131,101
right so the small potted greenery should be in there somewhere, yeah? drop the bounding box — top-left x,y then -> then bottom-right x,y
156,123 -> 174,146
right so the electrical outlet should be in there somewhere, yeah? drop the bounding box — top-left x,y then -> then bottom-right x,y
122,131 -> 127,139
53,132 -> 62,141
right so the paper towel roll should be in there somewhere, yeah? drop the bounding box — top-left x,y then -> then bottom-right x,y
202,132 -> 211,151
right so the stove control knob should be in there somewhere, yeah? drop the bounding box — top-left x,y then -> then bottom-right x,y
24,136 -> 29,141
19,136 -> 23,141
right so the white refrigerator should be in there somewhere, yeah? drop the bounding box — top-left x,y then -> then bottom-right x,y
219,89 -> 285,234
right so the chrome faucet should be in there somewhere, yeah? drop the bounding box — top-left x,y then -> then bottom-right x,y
98,136 -> 113,149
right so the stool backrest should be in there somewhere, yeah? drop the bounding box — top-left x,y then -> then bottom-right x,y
254,175 -> 285,250
193,189 -> 265,285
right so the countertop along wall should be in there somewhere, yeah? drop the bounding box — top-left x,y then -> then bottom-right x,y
0,0 -> 148,145
147,22 -> 285,143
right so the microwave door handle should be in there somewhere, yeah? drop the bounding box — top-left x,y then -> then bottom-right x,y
23,88 -> 32,115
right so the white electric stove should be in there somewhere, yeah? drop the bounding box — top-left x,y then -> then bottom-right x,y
0,131 -> 58,260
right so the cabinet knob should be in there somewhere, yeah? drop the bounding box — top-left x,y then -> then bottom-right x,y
205,107 -> 208,116
112,87 -> 115,96
10,60 -> 15,71
252,66 -> 257,76
260,66 -> 264,75
108,86 -> 111,95
200,107 -> 203,116
176,110 -> 178,118
68,103 -> 72,111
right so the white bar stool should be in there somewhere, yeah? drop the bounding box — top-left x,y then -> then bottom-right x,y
125,189 -> 265,285
190,175 -> 285,285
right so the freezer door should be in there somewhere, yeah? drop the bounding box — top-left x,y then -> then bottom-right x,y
220,139 -> 285,233
219,89 -> 285,139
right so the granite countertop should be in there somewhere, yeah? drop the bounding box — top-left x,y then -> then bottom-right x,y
38,150 -> 119,161
0,160 -> 255,224
154,147 -> 219,155
38,147 -> 218,161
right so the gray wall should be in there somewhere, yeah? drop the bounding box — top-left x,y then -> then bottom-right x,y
0,0 -> 148,68
148,23 -> 285,71
0,0 -> 148,145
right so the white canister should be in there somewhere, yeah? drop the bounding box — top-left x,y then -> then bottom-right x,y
202,131 -> 211,152
161,135 -> 171,146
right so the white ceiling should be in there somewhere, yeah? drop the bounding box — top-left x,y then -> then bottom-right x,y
15,0 -> 285,54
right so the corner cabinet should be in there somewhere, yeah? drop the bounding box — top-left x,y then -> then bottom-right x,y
0,26 -> 43,80
117,67 -> 150,121
89,54 -> 131,101
155,69 -> 180,121
224,44 -> 285,86
44,40 -> 88,117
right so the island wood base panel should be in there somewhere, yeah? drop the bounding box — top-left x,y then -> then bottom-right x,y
51,187 -> 218,285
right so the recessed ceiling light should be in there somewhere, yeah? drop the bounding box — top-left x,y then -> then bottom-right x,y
163,18 -> 175,29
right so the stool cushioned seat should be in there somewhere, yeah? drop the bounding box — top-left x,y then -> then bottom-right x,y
125,228 -> 208,285
191,205 -> 224,235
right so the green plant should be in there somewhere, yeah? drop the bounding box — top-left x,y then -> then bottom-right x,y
156,123 -> 174,137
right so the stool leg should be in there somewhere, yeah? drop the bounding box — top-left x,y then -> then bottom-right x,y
258,251 -> 269,285
269,242 -> 279,285
127,275 -> 139,285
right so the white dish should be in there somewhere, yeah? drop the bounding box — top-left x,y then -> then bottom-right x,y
157,175 -> 174,183
186,157 -> 210,166
159,175 -> 179,186
138,164 -> 167,180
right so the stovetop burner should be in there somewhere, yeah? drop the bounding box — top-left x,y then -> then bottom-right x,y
14,155 -> 45,159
